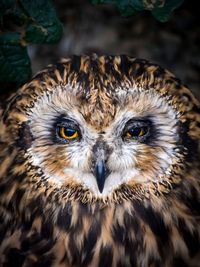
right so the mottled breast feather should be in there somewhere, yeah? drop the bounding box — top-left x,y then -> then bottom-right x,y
0,55 -> 200,267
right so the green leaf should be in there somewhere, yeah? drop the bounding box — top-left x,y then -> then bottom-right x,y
0,33 -> 31,83
151,0 -> 184,22
1,0 -> 63,44
117,0 -> 143,16
20,0 -> 63,44
0,0 -> 63,85
92,0 -> 141,16
91,0 -> 184,21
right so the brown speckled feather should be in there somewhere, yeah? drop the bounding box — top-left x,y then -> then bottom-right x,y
0,55 -> 200,267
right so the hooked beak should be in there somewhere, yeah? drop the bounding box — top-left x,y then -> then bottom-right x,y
94,160 -> 110,193
92,140 -> 112,193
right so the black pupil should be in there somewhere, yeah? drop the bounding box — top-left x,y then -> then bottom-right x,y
64,128 -> 76,136
128,127 -> 145,137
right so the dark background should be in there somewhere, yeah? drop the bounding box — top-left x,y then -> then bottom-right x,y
13,0 -> 200,99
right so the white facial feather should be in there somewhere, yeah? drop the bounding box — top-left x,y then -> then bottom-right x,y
27,85 -> 179,198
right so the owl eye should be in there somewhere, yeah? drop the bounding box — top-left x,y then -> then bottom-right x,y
55,118 -> 81,143
58,127 -> 79,140
125,127 -> 148,138
123,120 -> 150,141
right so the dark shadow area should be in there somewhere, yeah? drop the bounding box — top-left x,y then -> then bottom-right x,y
1,0 -> 200,99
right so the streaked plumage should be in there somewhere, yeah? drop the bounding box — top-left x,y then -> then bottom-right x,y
0,55 -> 200,267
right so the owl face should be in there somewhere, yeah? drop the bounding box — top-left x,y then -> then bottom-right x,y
27,85 -> 178,198
4,55 -> 199,201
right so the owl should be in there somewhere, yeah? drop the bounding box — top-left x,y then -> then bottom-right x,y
0,55 -> 200,267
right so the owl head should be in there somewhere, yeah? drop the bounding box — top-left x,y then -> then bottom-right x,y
2,55 -> 200,203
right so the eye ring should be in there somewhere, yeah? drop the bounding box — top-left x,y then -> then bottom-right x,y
122,119 -> 151,142
58,126 -> 79,140
125,126 -> 148,138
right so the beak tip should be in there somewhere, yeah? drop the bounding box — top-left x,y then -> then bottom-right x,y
98,187 -> 104,193
95,160 -> 107,193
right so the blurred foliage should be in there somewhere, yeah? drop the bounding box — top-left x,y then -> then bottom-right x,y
92,0 -> 184,22
0,0 -> 63,84
0,0 -> 184,88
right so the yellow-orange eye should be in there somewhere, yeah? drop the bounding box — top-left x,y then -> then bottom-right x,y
59,127 -> 79,140
126,127 -> 147,138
